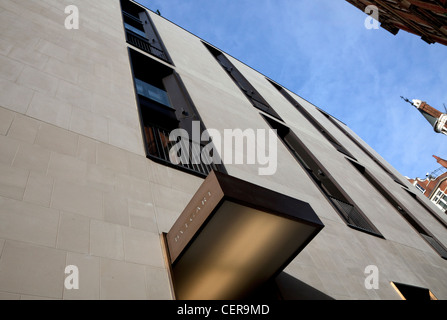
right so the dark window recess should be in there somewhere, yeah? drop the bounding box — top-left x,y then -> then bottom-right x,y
267,79 -> 357,160
262,114 -> 383,238
391,282 -> 437,300
348,159 -> 447,260
404,189 -> 447,229
317,109 -> 408,188
129,49 -> 225,177
203,42 -> 283,121
120,0 -> 171,63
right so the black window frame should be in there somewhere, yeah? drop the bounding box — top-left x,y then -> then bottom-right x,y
202,42 -> 283,121
127,48 -> 226,178
347,158 -> 447,260
119,0 -> 173,65
261,113 -> 384,238
266,79 -> 357,160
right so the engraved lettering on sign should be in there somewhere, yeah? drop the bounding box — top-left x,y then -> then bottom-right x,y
174,191 -> 212,242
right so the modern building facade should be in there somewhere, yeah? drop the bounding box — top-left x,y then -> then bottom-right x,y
0,0 -> 446,300
346,0 -> 447,45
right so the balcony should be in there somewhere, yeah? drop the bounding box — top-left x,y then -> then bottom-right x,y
125,29 -> 169,62
145,126 -> 220,177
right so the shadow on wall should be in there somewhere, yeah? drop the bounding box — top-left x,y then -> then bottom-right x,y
276,272 -> 335,300
247,272 -> 335,300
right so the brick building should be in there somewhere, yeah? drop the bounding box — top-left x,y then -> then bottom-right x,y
408,156 -> 447,214
346,0 -> 447,45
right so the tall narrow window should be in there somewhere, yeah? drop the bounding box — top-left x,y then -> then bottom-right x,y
203,42 -> 283,121
128,49 -> 225,177
405,189 -> 447,229
348,159 -> 447,259
267,79 -> 356,160
318,108 -> 408,188
120,0 -> 171,63
262,114 -> 383,237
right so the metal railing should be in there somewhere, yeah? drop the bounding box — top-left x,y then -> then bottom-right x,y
146,126 -> 220,177
126,30 -> 169,62
328,196 -> 380,236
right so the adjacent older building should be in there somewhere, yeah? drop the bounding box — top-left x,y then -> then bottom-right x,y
408,99 -> 447,136
0,0 -> 446,300
408,156 -> 447,214
346,0 -> 447,45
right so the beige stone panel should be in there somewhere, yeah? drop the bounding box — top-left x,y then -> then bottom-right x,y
0,54 -> 24,82
86,163 -> 116,193
7,46 -> 48,70
35,38 -> 69,63
57,212 -> 90,254
154,207 -> 181,235
97,142 -> 129,175
47,152 -> 87,184
114,173 -> 153,203
0,162 -> 28,200
12,142 -> 51,173
0,196 -> 59,247
26,91 -> 72,130
0,291 -> 20,300
56,80 -> 93,112
100,258 -> 147,300
103,191 -> 129,226
6,113 -> 41,144
123,227 -> 164,268
128,199 -> 158,233
35,122 -> 79,156
127,152 -> 149,182
145,266 -> 173,300
64,253 -> 100,300
0,135 -> 19,166
0,238 -> 4,256
108,119 -> 144,155
77,69 -> 114,96
0,79 -> 34,114
0,241 -> 65,298
0,107 -> 14,135
17,65 -> 59,96
44,56 -> 78,85
51,179 -> 103,220
23,171 -> 53,207
76,135 -> 98,164
0,38 -> 13,56
90,220 -> 124,261
92,87 -> 135,116
152,183 -> 194,213
70,107 -> 108,144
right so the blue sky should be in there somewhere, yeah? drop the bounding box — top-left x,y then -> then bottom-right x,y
136,0 -> 446,179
